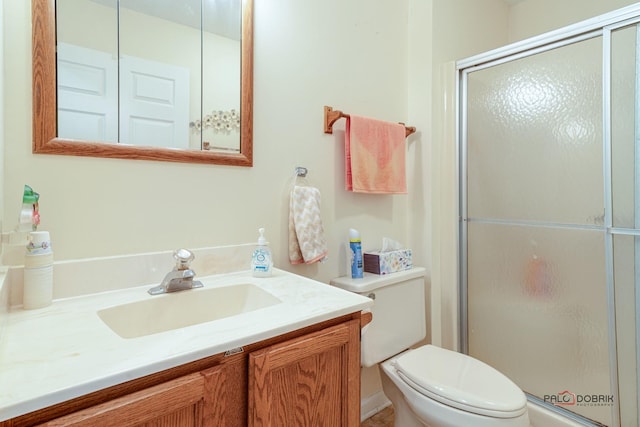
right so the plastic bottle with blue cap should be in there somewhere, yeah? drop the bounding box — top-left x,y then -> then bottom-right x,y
349,228 -> 364,279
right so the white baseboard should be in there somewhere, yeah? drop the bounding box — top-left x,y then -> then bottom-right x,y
361,391 -> 392,422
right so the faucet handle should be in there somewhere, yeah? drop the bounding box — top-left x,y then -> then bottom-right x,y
173,248 -> 195,270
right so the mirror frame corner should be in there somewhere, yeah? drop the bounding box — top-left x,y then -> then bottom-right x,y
32,0 -> 253,166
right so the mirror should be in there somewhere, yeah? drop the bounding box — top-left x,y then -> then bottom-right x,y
32,0 -> 253,166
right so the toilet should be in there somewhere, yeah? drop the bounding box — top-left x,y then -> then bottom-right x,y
331,267 -> 530,427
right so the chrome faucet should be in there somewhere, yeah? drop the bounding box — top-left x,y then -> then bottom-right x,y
148,249 -> 204,295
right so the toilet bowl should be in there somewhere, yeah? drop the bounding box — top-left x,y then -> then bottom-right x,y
380,345 -> 530,427
330,268 -> 530,427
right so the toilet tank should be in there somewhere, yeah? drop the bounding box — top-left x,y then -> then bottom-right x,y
330,267 -> 426,367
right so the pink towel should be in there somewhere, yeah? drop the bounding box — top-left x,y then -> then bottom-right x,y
345,114 -> 407,194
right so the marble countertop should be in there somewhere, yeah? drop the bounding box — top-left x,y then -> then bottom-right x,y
0,269 -> 372,421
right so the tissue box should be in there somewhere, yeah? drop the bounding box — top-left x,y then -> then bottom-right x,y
363,249 -> 412,274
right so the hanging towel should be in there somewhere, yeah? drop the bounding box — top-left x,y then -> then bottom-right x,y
288,185 -> 328,264
345,114 -> 407,194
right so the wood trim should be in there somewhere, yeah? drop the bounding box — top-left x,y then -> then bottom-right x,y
31,0 -> 56,154
31,0 -> 254,166
346,317 -> 362,426
38,373 -> 205,426
240,0 -> 254,165
360,310 -> 372,328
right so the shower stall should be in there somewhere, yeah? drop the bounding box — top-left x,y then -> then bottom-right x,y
458,5 -> 640,427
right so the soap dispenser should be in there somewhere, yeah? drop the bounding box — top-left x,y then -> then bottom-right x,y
251,228 -> 273,277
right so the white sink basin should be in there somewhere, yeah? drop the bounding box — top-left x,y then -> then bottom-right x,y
98,284 -> 282,338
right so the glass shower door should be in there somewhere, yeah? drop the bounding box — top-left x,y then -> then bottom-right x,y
463,35 -> 614,425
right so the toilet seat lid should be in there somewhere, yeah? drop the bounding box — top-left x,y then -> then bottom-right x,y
393,345 -> 527,418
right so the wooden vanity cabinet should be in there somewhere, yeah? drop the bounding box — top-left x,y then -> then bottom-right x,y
1,313 -> 361,427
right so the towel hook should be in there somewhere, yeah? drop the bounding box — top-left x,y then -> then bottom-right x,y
295,166 -> 308,177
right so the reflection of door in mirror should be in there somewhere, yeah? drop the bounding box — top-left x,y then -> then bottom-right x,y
55,0 -> 241,153
120,55 -> 190,148
57,42 -> 118,142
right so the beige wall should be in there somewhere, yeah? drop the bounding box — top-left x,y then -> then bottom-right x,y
4,1 -> 413,288
3,0 -> 639,416
508,0 -> 638,42
5,0 -> 637,326
428,0 -> 511,351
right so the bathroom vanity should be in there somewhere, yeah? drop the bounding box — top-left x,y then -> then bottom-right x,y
0,261 -> 372,426
3,315 -> 361,426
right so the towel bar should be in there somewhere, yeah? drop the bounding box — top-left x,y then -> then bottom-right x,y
323,106 -> 416,137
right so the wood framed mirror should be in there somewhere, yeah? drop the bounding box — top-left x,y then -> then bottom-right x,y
32,0 -> 253,166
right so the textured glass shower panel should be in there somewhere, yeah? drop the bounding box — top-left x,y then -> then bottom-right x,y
611,25 -> 638,228
467,222 -> 611,425
612,235 -> 639,427
466,37 -> 603,225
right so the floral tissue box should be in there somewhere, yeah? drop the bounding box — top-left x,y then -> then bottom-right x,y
363,249 -> 413,275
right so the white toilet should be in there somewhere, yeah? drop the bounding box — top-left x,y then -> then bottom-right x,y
331,267 -> 530,427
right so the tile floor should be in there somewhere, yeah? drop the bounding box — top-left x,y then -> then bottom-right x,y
361,405 -> 394,427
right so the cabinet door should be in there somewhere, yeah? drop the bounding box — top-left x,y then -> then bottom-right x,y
40,373 -> 205,427
201,356 -> 247,427
248,319 -> 361,427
